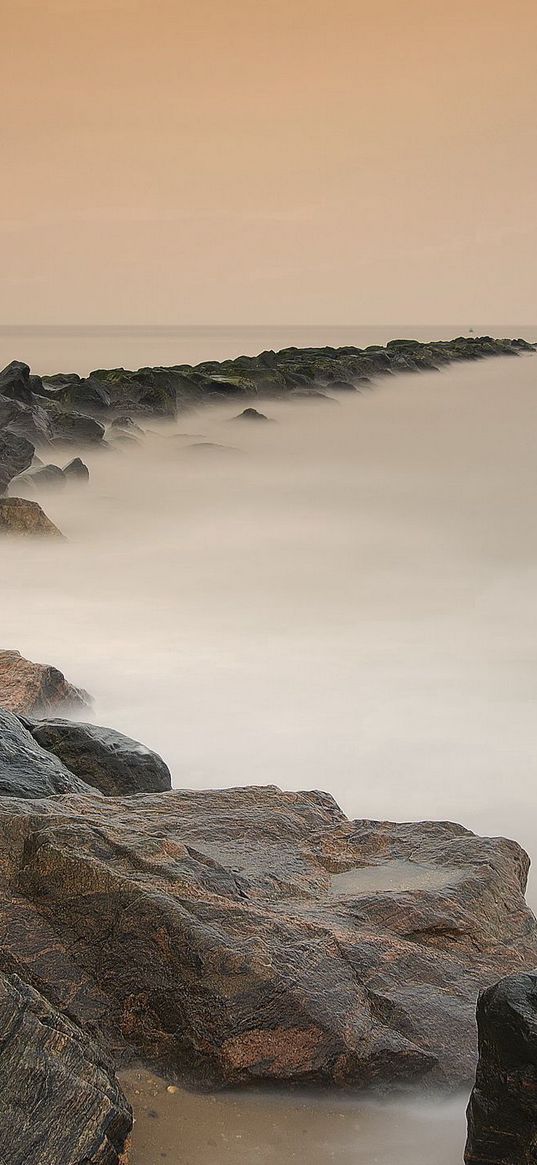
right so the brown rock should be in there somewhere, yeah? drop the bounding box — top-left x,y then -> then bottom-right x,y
0,649 -> 91,716
0,970 -> 132,1165
0,496 -> 63,536
0,785 -> 536,1090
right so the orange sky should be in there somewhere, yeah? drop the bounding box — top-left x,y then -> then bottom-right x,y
2,0 -> 537,324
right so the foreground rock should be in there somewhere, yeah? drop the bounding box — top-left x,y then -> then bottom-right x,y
0,496 -> 63,536
0,786 -> 536,1089
0,649 -> 91,715
465,971 -> 537,1164
0,971 -> 132,1165
0,708 -> 92,797
25,718 -> 172,796
0,431 -> 34,494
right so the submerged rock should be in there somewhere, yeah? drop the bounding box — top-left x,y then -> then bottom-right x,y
0,786 -> 535,1089
12,463 -> 65,491
0,971 -> 132,1165
232,407 -> 272,422
25,718 -> 172,796
63,456 -> 90,481
465,971 -> 537,1164
0,497 -> 63,537
0,648 -> 91,715
0,431 -> 34,495
0,707 -> 92,797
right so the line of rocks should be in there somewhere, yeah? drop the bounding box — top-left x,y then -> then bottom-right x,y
0,336 -> 534,535
0,647 -> 537,1160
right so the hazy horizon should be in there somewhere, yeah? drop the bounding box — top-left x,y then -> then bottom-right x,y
3,0 -> 537,327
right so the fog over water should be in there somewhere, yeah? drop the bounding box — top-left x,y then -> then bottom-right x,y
1,333 -> 537,1162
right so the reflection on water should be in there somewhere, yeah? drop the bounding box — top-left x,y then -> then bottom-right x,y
2,346 -> 536,1163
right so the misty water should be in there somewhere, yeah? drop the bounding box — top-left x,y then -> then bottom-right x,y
1,329 -> 536,1162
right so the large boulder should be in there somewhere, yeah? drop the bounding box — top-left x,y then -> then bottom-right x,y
25,718 -> 172,796
0,649 -> 91,716
0,787 -> 535,1089
0,431 -> 34,495
0,708 -> 92,797
0,971 -> 132,1165
0,361 -> 33,406
465,971 -> 537,1164
34,396 -> 106,444
0,497 -> 63,536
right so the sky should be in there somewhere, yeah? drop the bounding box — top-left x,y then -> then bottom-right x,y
2,0 -> 537,325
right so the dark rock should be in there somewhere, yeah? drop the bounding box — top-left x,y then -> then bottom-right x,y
34,397 -> 106,444
465,971 -> 537,1164
63,456 -> 90,481
0,708 -> 92,797
3,396 -> 54,447
25,718 -> 172,796
0,971 -> 132,1165
12,464 -> 65,491
232,408 -> 272,422
0,431 -> 34,495
0,361 -> 33,406
0,497 -> 63,537
330,380 -> 357,392
0,648 -> 91,716
41,374 -> 111,412
0,395 -> 18,427
0,787 -> 535,1089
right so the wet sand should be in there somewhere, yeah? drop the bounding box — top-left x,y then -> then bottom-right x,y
121,1069 -> 466,1165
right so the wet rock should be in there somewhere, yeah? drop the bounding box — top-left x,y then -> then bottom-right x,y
42,374 -> 111,412
0,971 -> 132,1165
0,431 -> 34,495
0,787 -> 536,1089
232,408 -> 272,422
110,416 -> 145,437
0,707 -> 92,797
12,464 -> 65,491
63,456 -> 90,481
0,648 -> 91,716
35,397 -> 106,444
25,718 -> 172,796
465,971 -> 537,1164
0,395 -> 18,427
0,361 -> 33,406
2,395 -> 54,446
0,497 -> 63,536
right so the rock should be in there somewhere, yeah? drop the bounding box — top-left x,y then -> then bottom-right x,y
25,718 -> 172,796
0,431 -> 34,495
0,649 -> 91,716
232,408 -> 272,422
0,971 -> 132,1165
34,397 -> 106,444
0,497 -> 63,536
465,971 -> 537,1164
0,707 -> 92,797
0,787 -> 535,1089
0,361 -> 33,406
0,395 -> 18,427
110,416 -> 145,437
12,464 -> 65,491
330,380 -> 357,392
41,375 -> 111,412
63,456 -> 90,481
3,395 -> 54,447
